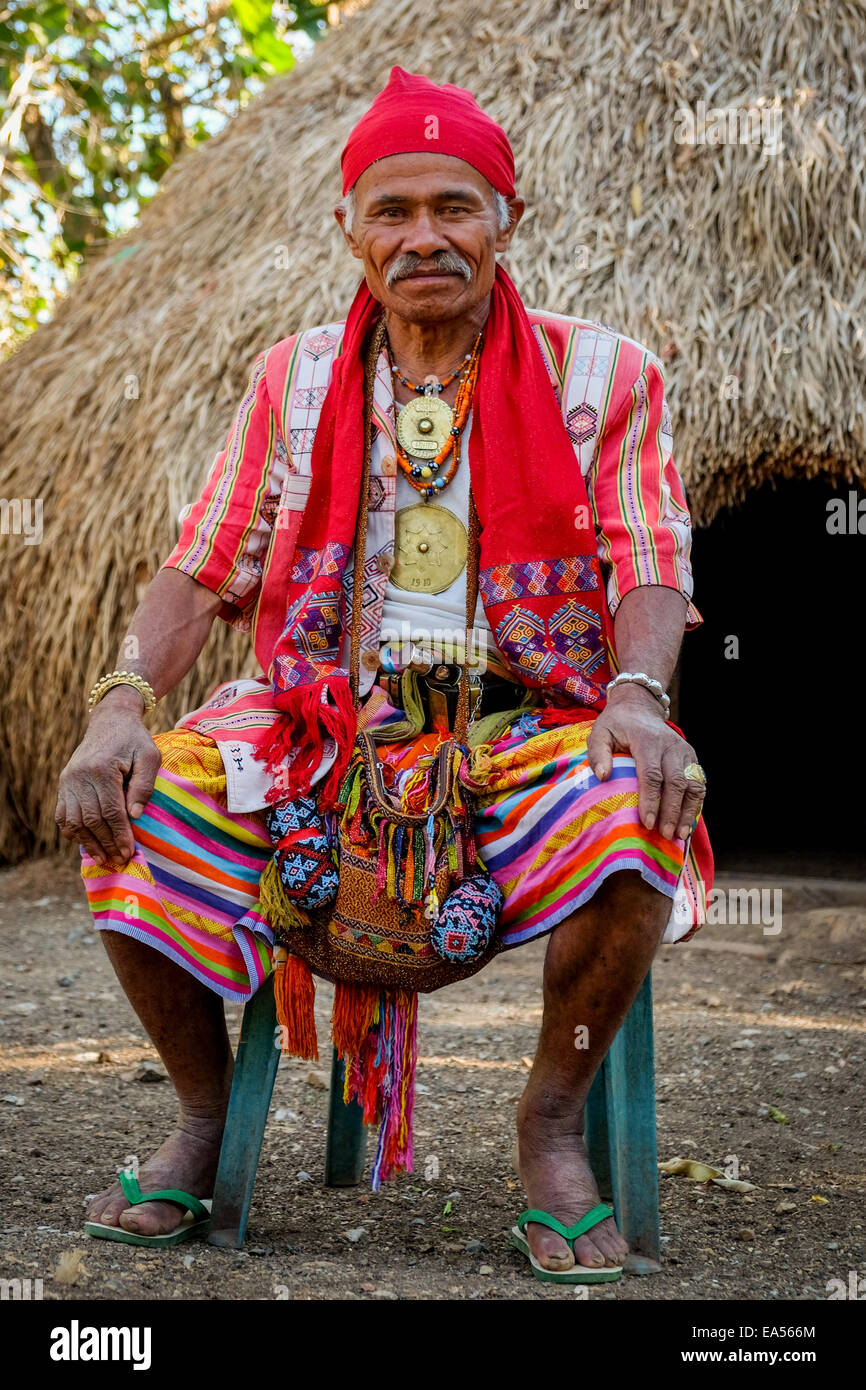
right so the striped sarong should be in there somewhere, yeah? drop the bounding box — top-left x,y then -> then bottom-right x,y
82,716 -> 711,1001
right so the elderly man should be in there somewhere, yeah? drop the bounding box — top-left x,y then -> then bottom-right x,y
57,68 -> 711,1282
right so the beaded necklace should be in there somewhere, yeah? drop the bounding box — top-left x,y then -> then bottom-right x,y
388,333 -> 483,500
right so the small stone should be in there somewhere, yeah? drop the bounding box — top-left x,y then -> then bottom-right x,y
731,1039 -> 755,1050
12,1002 -> 36,1015
248,1246 -> 274,1257
775,1201 -> 797,1215
478,1264 -> 493,1275
133,1062 -> 166,1083
444,1191 -> 461,1203
182,1254 -> 195,1269
296,1170 -> 313,1183
57,977 -> 73,988
738,1228 -> 756,1242
464,1239 -> 488,1254
345,1227 -> 367,1244
305,1068 -> 328,1090
372,1288 -> 397,1299
2,1095 -> 24,1105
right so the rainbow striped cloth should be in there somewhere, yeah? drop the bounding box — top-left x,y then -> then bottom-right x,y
81,718 -> 711,1001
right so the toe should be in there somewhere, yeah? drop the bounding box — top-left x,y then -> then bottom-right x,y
574,1217 -> 627,1268
572,1233 -> 607,1268
592,1219 -> 627,1266
528,1225 -> 575,1272
87,1185 -> 118,1221
118,1201 -> 183,1237
89,1192 -> 128,1227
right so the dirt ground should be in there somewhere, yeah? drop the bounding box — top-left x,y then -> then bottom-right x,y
1,855 -> 864,1302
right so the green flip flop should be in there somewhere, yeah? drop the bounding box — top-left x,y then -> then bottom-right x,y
84,1168 -> 212,1247
510,1204 -> 623,1284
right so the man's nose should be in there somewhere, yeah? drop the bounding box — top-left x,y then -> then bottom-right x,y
401,209 -> 448,259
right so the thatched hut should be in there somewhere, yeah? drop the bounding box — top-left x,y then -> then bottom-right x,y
1,0 -> 864,867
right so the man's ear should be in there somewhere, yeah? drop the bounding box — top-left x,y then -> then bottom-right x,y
334,206 -> 363,260
495,196 -> 525,253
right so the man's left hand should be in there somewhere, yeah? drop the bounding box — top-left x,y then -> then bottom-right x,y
587,684 -> 705,841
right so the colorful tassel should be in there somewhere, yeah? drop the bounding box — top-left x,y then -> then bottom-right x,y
273,947 -> 318,1060
258,857 -> 310,936
332,986 -> 419,1190
332,980 -> 380,1056
258,677 -> 357,811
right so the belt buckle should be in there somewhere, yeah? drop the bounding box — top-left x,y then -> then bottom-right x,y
408,644 -> 434,676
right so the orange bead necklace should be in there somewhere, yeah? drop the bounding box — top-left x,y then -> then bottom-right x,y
389,333 -> 483,500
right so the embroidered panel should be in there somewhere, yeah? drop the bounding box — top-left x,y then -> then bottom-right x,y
303,331 -> 339,359
493,599 -> 606,685
566,402 -> 598,446
290,540 -> 350,585
479,554 -> 599,607
547,599 -> 606,675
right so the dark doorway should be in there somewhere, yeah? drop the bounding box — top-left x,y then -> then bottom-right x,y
678,475 -> 865,878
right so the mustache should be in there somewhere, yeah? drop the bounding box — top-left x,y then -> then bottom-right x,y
385,250 -> 473,287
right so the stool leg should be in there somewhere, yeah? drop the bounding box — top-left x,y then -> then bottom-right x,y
208,976 -> 280,1249
324,1046 -> 366,1187
584,1060 -> 612,1201
602,969 -> 661,1273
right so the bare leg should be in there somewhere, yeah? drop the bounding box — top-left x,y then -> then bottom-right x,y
517,870 -> 669,1272
87,933 -> 234,1236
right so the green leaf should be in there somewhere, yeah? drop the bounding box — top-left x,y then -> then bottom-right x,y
248,29 -> 295,72
231,0 -> 273,35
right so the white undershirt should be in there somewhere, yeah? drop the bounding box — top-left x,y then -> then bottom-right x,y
379,409 -> 490,658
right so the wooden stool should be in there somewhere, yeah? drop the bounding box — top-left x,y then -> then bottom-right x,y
208,971 -> 661,1273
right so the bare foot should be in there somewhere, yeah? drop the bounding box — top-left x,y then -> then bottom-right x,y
87,1117 -> 223,1237
516,1101 -> 629,1272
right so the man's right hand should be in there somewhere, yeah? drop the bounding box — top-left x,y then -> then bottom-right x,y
55,688 -> 162,866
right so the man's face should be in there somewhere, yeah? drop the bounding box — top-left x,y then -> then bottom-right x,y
335,152 -> 523,324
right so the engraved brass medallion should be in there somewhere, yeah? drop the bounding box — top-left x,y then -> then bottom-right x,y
395,396 -> 454,459
390,503 -> 468,595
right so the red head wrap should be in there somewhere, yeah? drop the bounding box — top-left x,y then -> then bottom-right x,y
340,65 -> 516,197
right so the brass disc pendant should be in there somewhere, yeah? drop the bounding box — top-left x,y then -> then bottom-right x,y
390,503 -> 468,594
395,395 -> 454,459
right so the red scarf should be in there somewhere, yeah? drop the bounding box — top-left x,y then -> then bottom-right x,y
258,265 -> 613,808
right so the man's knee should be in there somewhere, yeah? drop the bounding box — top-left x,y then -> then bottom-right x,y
545,871 -> 669,986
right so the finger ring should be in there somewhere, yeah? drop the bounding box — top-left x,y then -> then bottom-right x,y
683,762 -> 707,786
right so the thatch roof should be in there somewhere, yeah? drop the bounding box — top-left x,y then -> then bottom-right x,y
1,0 -> 864,862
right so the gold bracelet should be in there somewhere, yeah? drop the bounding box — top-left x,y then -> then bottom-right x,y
88,670 -> 157,714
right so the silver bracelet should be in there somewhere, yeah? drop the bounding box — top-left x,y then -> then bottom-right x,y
606,670 -> 671,717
